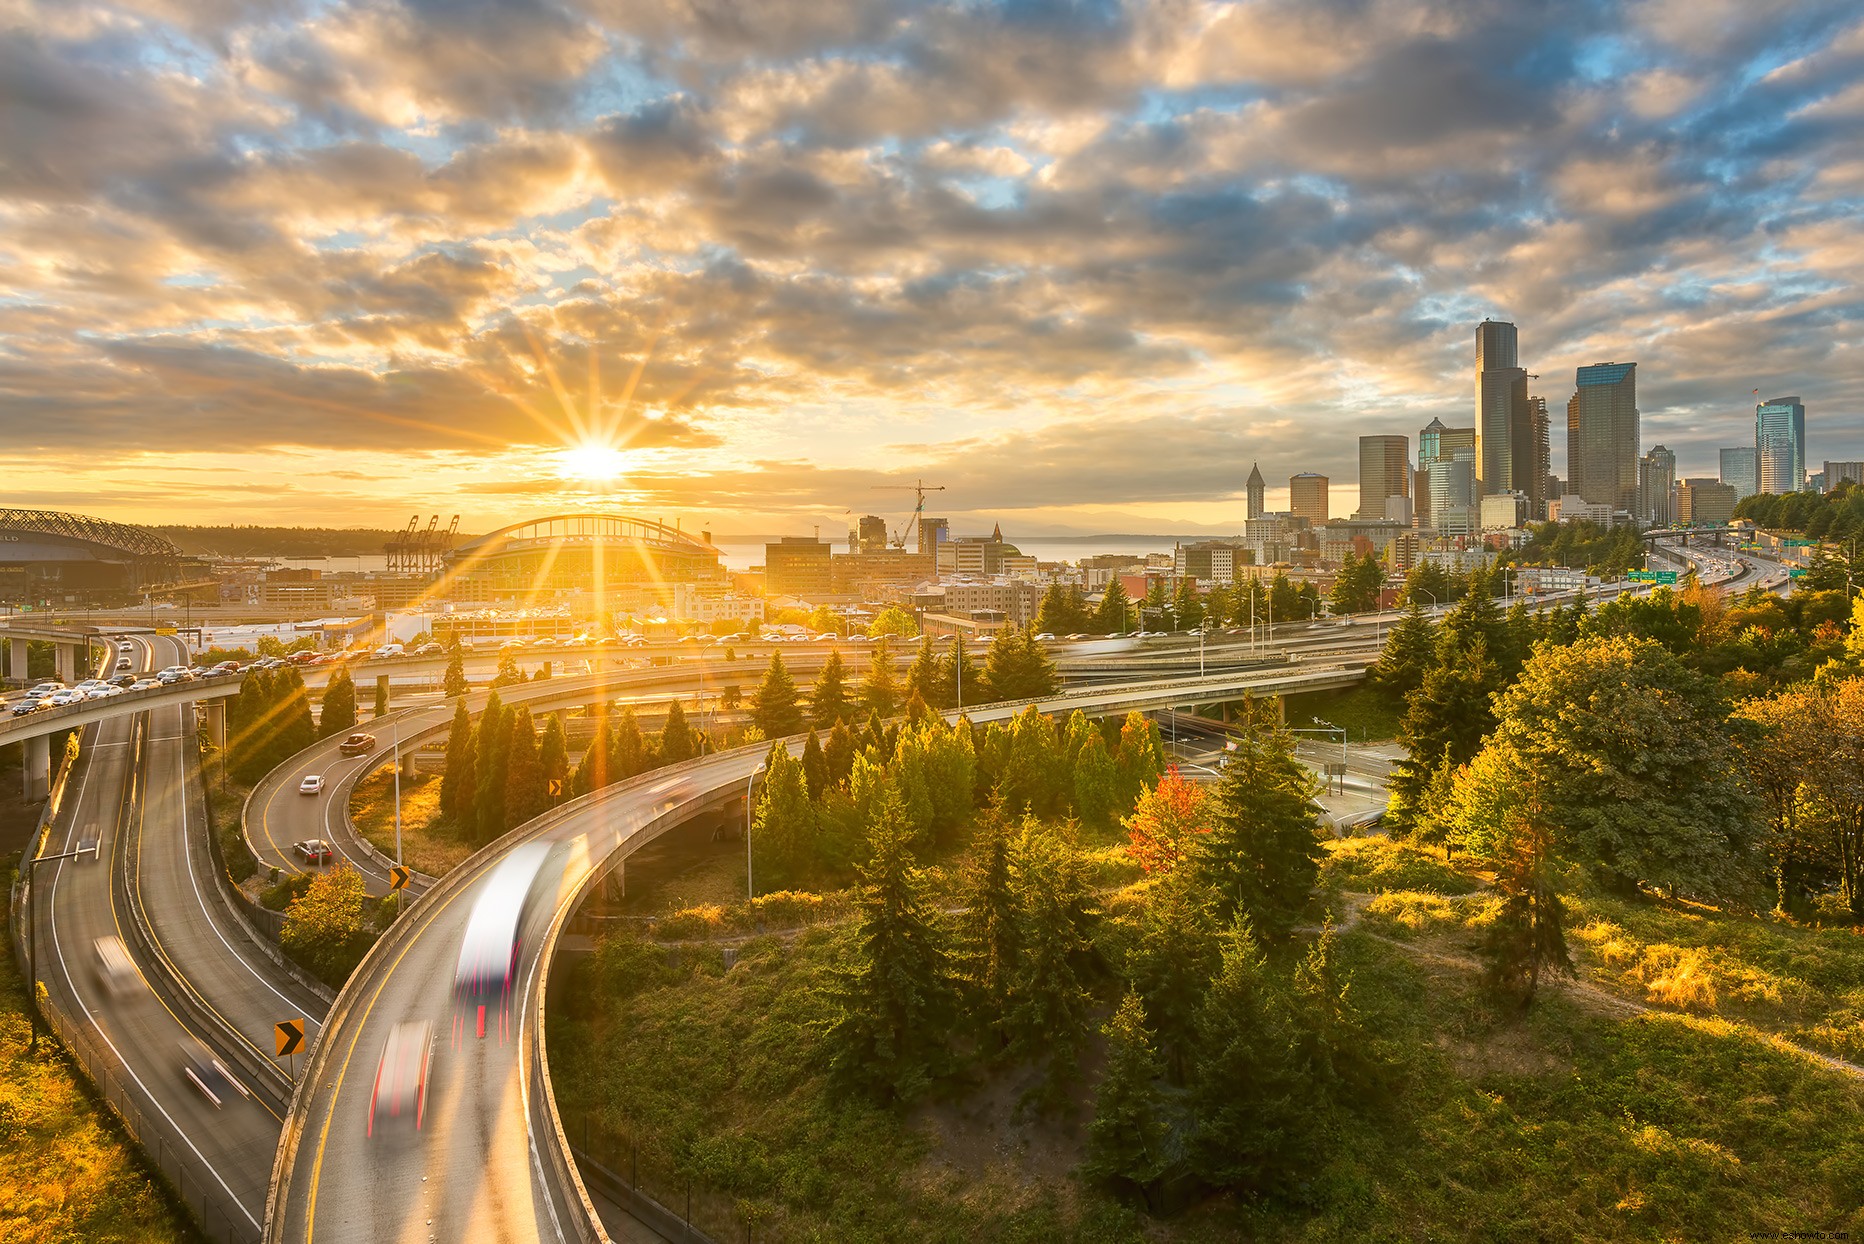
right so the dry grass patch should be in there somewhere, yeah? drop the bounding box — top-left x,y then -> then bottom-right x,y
349,769 -> 474,876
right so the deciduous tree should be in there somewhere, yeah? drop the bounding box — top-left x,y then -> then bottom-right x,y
1123,766 -> 1211,874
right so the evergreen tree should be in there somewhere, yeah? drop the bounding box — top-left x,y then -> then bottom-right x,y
801,729 -> 828,800
906,636 -> 942,707
659,700 -> 696,764
824,720 -> 857,788
607,706 -> 650,782
491,650 -> 524,689
1170,577 -> 1205,630
1386,633 -> 1502,840
538,712 -> 568,804
1036,583 -> 1083,635
1113,711 -> 1166,811
1192,706 -> 1322,942
1268,572 -> 1300,624
569,718 -> 606,797
1371,598 -> 1435,703
443,636 -> 469,698
280,670 -> 317,761
752,744 -> 817,891
1085,991 -> 1171,1202
1190,917 -> 1307,1193
1006,823 -> 1098,1095
956,805 -> 1018,1047
1093,578 -> 1132,634
1072,728 -> 1120,828
820,787 -> 954,1101
503,705 -> 549,828
936,634 -> 981,708
440,698 -> 475,822
860,638 -> 901,717
981,625 -> 1058,702
1126,869 -> 1221,1081
372,675 -> 390,720
810,649 -> 852,728
473,691 -> 509,844
318,669 -> 358,739
752,652 -> 804,738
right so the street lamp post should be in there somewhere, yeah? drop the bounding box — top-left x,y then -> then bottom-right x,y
391,717 -> 403,913
745,761 -> 766,901
24,841 -> 100,1048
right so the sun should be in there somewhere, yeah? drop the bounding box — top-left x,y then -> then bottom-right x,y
557,442 -> 630,482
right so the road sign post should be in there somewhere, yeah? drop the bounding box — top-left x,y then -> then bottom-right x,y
275,1017 -> 306,1080
389,864 -> 412,891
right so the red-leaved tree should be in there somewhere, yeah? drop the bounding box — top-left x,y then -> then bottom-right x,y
1123,766 -> 1209,874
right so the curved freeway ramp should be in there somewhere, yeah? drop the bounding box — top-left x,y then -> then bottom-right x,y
263,662 -> 1368,1243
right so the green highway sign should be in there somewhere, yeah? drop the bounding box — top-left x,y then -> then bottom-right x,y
1627,570 -> 1680,584
1790,567 -> 1808,579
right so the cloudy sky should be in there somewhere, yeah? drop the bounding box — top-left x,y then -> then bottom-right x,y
4,0 -> 1861,538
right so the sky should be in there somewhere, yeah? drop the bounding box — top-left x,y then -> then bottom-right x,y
3,0 -> 1862,538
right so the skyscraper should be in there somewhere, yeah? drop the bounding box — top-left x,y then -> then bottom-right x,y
1476,319 -> 1529,497
1289,473 -> 1329,523
1639,445 -> 1676,527
1719,447 -> 1758,500
1355,435 -> 1410,520
1523,395 -> 1551,519
1567,362 -> 1639,514
1246,461 -> 1266,520
1756,396 -> 1806,494
1417,417 -> 1476,528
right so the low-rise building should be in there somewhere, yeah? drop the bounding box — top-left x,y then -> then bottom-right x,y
765,536 -> 834,597
1675,478 -> 1738,526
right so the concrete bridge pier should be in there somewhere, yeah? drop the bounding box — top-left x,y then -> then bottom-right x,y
55,641 -> 78,684
204,700 -> 227,753
22,733 -> 50,802
6,637 -> 27,684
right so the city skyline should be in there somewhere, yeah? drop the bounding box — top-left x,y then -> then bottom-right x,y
3,1 -> 1861,535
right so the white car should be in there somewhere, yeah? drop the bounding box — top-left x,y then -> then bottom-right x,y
46,689 -> 86,706
117,640 -> 135,652
116,658 -> 133,671
128,679 -> 161,691
298,775 -> 325,796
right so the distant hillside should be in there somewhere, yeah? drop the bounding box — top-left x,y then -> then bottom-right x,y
153,526 -> 413,558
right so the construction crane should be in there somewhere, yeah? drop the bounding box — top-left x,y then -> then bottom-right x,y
873,479 -> 947,552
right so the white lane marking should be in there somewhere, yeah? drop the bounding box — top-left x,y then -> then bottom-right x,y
44,730 -> 263,1231
517,927 -> 567,1244
152,699 -> 324,1033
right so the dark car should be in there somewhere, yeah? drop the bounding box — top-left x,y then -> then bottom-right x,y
338,732 -> 376,758
294,839 -> 334,865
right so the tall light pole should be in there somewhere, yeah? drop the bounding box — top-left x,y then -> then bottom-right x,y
391,716 -> 403,913
24,841 -> 99,1048
744,760 -> 766,900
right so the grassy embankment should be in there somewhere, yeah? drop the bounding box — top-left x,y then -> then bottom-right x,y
349,769 -> 474,877
551,833 -> 1864,1242
0,913 -> 197,1243
1281,684 -> 1403,743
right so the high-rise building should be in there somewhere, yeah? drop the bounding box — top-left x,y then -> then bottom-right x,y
1823,461 -> 1864,492
1719,447 -> 1758,500
1676,478 -> 1737,525
764,536 -> 834,597
1246,462 -> 1266,520
1475,319 -> 1529,498
1639,445 -> 1676,528
1427,449 -> 1478,536
1567,362 -> 1639,515
1756,396 -> 1806,494
1355,435 -> 1409,520
1523,395 -> 1551,519
1289,473 -> 1329,523
916,516 -> 949,556
849,514 -> 889,553
1417,417 -> 1477,528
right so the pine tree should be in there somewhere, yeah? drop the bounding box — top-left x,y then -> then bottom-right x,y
1386,632 -> 1502,839
1126,869 -> 1221,1082
569,718 -> 606,797
1093,579 -> 1132,634
1085,991 -> 1170,1200
752,744 -> 817,891
659,700 -> 696,764
981,626 -> 1058,702
318,669 -> 357,739
503,705 -> 548,828
1192,706 -> 1321,942
473,691 -> 509,844
1036,583 -> 1079,635
752,652 -> 804,738
957,805 -> 1018,1046
824,719 -> 857,788
1190,917 -> 1306,1192
440,698 -> 475,822
538,712 -> 568,804
906,636 -> 942,707
1006,823 -> 1098,1094
937,634 -> 981,708
1371,598 -> 1435,702
280,670 -> 316,762
820,787 -> 953,1102
860,638 -> 901,717
801,730 -> 828,800
1072,728 -> 1120,828
1171,577 -> 1204,630
810,649 -> 851,728
443,636 -> 469,698
1113,711 -> 1165,812
491,650 -> 524,689
606,706 -> 649,782
372,675 -> 390,720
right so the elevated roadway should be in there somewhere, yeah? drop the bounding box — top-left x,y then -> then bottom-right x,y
263,658 -> 1371,1244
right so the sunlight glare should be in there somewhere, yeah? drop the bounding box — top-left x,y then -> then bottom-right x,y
558,442 -> 629,482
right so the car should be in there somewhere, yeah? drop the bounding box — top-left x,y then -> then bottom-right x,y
47,689 -> 86,706
294,838 -> 334,864
116,657 -> 133,671
94,935 -> 137,997
27,681 -> 64,696
75,679 -> 110,691
338,732 -> 376,758
498,639 -> 526,650
213,660 -> 242,673
1064,633 -> 1088,640
368,1019 -> 435,1137
1108,632 -> 1128,639
117,640 -> 135,652
9,698 -> 46,716
298,775 -> 325,796
373,644 -> 405,659
530,637 -> 558,648
108,674 -> 137,688
179,1037 -> 251,1109
84,687 -> 115,700
76,822 -> 101,856
415,643 -> 443,656
128,678 -> 161,691
1033,632 -> 1056,642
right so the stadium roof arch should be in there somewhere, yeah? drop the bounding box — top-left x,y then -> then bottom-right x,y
442,513 -> 725,599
